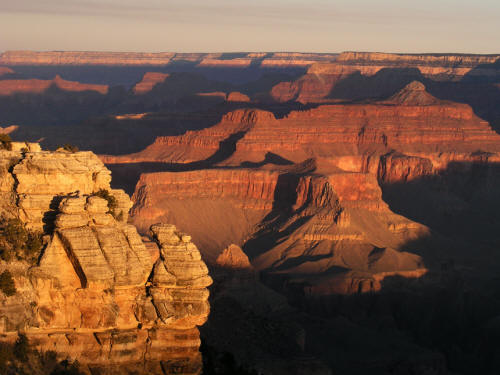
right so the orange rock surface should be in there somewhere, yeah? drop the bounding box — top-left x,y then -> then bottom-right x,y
0,51 -> 175,65
0,145 -> 212,375
226,91 -> 250,102
105,83 -> 500,297
133,72 -> 169,94
0,75 -> 108,95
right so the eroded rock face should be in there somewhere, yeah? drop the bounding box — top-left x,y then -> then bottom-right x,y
0,145 -> 212,375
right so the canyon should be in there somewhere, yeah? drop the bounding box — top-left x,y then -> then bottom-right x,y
271,51 -> 500,103
107,81 -> 500,296
1,50 -> 500,374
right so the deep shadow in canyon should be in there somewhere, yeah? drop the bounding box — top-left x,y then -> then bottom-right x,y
199,159 -> 500,374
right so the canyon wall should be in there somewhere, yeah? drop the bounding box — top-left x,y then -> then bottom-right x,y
105,84 -> 500,175
271,51 -> 500,103
0,51 -> 176,66
108,82 -> 500,298
0,75 -> 108,95
0,51 -> 337,68
0,144 -> 211,375
129,166 -> 428,294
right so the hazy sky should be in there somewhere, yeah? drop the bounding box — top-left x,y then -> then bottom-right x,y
0,0 -> 499,53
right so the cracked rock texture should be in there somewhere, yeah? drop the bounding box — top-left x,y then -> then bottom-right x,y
0,144 -> 212,375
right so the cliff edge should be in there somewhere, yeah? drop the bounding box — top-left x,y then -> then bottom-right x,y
0,142 -> 212,375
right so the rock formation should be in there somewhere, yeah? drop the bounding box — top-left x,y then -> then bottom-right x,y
383,80 -> 440,106
104,82 -> 500,298
0,144 -> 212,375
0,51 -> 337,69
0,51 -> 176,66
271,51 -> 500,103
0,75 -> 108,95
105,84 -> 500,176
133,72 -> 170,94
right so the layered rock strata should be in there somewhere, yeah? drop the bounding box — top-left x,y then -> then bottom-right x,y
102,109 -> 272,164
105,85 -> 500,181
0,51 -> 176,66
106,83 -> 500,297
271,52 -> 500,103
0,145 -> 212,374
0,75 -> 108,95
0,51 -> 338,68
130,167 -> 428,294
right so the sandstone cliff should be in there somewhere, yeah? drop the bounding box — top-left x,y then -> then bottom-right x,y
0,144 -> 212,375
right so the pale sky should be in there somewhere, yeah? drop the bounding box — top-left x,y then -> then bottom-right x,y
0,0 -> 499,53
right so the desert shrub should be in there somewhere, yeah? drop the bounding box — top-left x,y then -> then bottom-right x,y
0,218 -> 43,264
0,270 -> 16,296
26,232 -> 43,259
0,134 -> 12,151
115,211 -> 124,222
51,360 -> 83,375
61,144 -> 79,153
2,218 -> 28,250
0,341 -> 14,373
93,189 -> 121,219
0,339 -> 84,374
14,334 -> 29,361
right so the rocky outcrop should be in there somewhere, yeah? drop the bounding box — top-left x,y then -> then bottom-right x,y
384,81 -> 441,106
0,145 -> 212,375
13,149 -> 120,231
133,72 -> 169,94
0,75 -> 108,95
